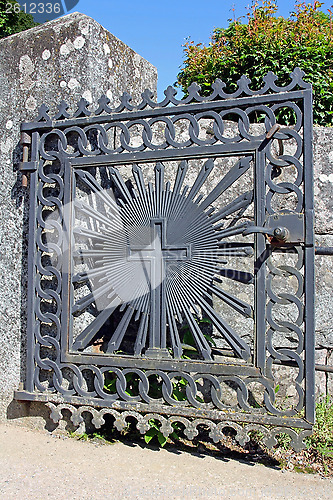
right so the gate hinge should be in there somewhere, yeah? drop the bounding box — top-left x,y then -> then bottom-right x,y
19,161 -> 40,172
243,212 -> 304,244
20,131 -> 32,187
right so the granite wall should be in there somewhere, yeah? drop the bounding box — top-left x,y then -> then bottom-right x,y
312,127 -> 333,397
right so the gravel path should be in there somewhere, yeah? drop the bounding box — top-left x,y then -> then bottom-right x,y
0,423 -> 332,499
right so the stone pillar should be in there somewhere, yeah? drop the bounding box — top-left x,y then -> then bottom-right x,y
0,12 -> 157,423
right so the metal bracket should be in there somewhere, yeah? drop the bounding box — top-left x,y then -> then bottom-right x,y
19,161 -> 40,172
20,131 -> 32,187
315,246 -> 333,255
243,212 -> 304,244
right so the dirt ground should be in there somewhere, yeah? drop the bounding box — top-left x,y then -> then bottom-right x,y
0,423 -> 332,500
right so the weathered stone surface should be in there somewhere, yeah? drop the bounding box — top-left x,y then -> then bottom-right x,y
315,349 -> 329,398
314,234 -> 333,348
313,126 -> 333,234
314,348 -> 333,399
0,13 -> 157,420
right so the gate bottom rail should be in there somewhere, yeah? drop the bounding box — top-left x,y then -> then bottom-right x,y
41,401 -> 312,452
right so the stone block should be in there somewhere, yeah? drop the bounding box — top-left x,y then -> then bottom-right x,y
315,348 -> 328,398
314,235 -> 333,348
313,126 -> 333,233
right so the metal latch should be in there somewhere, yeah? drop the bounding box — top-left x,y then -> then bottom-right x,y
243,212 -> 304,244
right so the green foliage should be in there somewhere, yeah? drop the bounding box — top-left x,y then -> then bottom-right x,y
104,371 -> 141,397
172,375 -> 190,402
181,316 -> 215,359
305,395 -> 333,458
104,371 -> 180,446
177,1 -> 333,126
144,419 -> 179,447
0,1 -> 38,39
270,395 -> 333,460
104,372 -> 183,447
276,432 -> 292,450
103,322 -> 217,447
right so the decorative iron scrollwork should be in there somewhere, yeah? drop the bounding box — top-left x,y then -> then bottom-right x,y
16,69 -> 315,450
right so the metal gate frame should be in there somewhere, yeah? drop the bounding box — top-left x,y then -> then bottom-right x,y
16,68 -> 315,450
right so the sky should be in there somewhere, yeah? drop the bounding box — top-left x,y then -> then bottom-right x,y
50,1 -> 333,98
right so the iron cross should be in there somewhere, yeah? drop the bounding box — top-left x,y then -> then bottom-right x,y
128,218 -> 191,358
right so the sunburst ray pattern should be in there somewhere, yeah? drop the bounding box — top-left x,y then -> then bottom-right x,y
72,156 -> 255,361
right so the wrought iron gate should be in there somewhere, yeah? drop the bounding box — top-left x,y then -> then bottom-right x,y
16,68 -> 315,450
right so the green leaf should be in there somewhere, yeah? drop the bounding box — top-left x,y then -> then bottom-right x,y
157,432 -> 168,447
181,343 -> 196,351
144,434 -> 154,444
183,330 -> 196,347
173,389 -> 186,401
203,334 -> 216,347
144,428 -> 157,444
199,318 -> 213,324
148,419 -> 160,430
